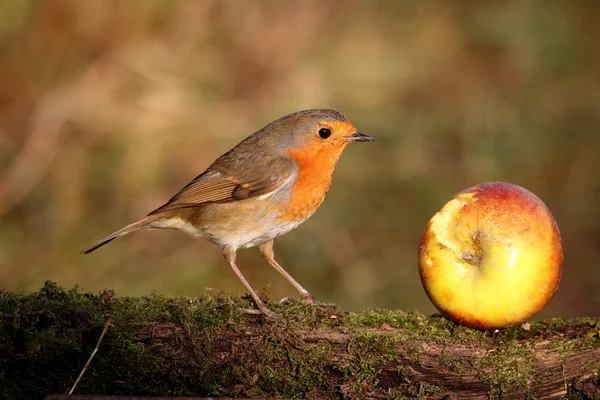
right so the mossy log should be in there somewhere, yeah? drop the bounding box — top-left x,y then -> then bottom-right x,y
1,282 -> 599,400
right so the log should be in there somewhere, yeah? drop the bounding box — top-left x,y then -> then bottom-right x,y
1,282 -> 599,399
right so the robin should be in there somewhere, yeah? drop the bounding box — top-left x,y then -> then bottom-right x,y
82,109 -> 373,318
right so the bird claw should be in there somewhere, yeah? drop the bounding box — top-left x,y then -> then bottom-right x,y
241,307 -> 280,319
278,296 -> 316,305
278,297 -> 295,304
303,293 -> 317,304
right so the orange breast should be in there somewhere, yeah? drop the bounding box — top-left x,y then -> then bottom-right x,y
281,141 -> 347,222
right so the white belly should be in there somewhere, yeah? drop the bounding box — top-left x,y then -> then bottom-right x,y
149,216 -> 305,250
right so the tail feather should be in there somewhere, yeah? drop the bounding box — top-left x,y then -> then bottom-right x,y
81,215 -> 158,254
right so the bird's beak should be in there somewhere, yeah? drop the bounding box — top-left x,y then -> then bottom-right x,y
345,132 -> 374,143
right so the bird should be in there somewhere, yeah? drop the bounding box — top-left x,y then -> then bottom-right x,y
81,109 -> 373,318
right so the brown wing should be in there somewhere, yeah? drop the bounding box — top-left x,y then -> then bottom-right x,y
149,156 -> 296,214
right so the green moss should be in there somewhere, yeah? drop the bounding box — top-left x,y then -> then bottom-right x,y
0,282 -> 354,400
477,340 -> 536,398
1,282 -> 599,400
0,282 -> 103,399
344,309 -> 490,347
567,373 -> 600,399
341,331 -> 397,397
383,382 -> 443,399
0,282 -> 249,399
437,346 -> 474,373
198,312 -> 340,398
424,384 -> 444,395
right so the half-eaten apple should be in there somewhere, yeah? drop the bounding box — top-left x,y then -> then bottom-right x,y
418,182 -> 563,329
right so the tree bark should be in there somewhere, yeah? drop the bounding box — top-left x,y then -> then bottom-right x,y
1,282 -> 599,399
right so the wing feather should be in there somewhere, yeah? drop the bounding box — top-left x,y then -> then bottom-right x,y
150,156 -> 296,214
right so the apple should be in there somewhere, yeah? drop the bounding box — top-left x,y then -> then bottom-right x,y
418,182 -> 563,330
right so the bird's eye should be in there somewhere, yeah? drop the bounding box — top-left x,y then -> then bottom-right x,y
318,128 -> 331,139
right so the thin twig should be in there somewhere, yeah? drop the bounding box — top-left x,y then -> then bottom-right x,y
69,317 -> 112,395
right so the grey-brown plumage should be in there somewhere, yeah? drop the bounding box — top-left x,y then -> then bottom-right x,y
82,109 -> 348,254
81,108 -> 372,317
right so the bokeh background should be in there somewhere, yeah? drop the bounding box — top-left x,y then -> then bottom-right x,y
1,1 -> 599,318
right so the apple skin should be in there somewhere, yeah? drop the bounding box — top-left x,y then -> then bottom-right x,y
418,182 -> 563,330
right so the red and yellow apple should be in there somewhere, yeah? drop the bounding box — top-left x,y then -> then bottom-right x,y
418,182 -> 563,330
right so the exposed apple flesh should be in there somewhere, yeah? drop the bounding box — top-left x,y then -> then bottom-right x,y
418,182 -> 563,330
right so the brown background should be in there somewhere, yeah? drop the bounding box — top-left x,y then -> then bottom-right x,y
1,1 -> 599,318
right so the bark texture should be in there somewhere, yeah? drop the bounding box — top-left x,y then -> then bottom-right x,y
1,282 -> 599,400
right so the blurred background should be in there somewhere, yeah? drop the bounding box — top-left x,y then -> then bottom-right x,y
1,1 -> 598,318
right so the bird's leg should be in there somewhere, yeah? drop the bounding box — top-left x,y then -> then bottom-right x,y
259,240 -> 316,304
222,247 -> 278,319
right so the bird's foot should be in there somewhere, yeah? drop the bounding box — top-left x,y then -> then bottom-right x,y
278,294 -> 316,305
242,307 -> 279,320
302,292 -> 317,304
